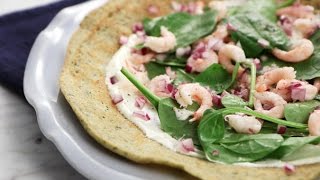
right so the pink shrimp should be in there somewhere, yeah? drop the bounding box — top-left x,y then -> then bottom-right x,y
218,44 -> 246,73
254,92 -> 287,119
277,3 -> 315,19
272,39 -> 314,63
144,26 -> 176,53
147,75 -> 173,98
174,83 -> 213,121
225,114 -> 262,134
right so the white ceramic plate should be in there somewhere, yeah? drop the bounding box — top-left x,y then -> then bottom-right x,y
23,1 -> 186,179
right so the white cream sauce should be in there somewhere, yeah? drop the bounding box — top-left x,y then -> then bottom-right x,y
105,35 -> 320,167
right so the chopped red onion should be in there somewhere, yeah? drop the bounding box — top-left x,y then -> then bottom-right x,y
166,84 -> 174,94
132,22 -> 144,33
185,65 -> 193,73
111,94 -> 124,104
277,125 -> 287,134
283,164 -> 295,175
258,39 -> 270,48
187,2 -> 196,14
110,76 -> 118,85
227,23 -> 237,31
315,106 -> 320,110
147,5 -> 159,15
191,42 -> 206,59
207,38 -> 224,51
135,96 -> 147,109
290,82 -> 306,101
212,94 -> 222,107
171,88 -> 179,99
253,58 -> 262,70
133,111 -> 151,121
119,36 -> 128,45
179,138 -> 195,153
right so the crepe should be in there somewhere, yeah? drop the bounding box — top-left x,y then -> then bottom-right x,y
60,0 -> 320,179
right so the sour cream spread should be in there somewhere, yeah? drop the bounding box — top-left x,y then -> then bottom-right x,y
105,35 -> 320,167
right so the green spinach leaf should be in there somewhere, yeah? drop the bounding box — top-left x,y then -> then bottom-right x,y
145,62 -> 166,79
173,69 -> 195,86
281,144 -> 320,161
194,64 -> 231,93
221,94 -> 248,108
284,100 -> 320,124
198,110 -> 225,144
269,136 -> 320,159
143,10 -> 217,48
158,98 -> 199,144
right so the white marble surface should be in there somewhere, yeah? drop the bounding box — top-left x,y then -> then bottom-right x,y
0,1 -> 86,180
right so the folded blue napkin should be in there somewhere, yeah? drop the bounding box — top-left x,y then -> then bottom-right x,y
0,0 -> 87,94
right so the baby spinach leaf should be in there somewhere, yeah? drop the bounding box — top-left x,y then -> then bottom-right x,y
173,69 -> 195,86
284,100 -> 320,124
158,98 -> 199,144
194,64 -> 232,93
281,144 -> 320,161
143,10 -> 217,48
145,62 -> 166,79
155,54 -> 187,68
269,136 -> 320,159
221,94 -> 248,108
198,110 -> 225,144
199,110 -> 284,163
228,0 -> 289,57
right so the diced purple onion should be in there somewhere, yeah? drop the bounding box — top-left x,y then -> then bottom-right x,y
110,76 -> 119,85
147,5 -> 159,15
135,96 -> 147,109
290,82 -> 306,101
132,22 -> 144,33
227,23 -> 237,31
283,164 -> 295,175
133,111 -> 151,121
212,94 -> 222,108
180,138 -> 195,153
111,94 -> 124,104
258,39 -> 270,48
212,150 -> 220,156
253,58 -> 262,70
185,65 -> 193,73
119,36 -> 128,45
277,125 -> 287,134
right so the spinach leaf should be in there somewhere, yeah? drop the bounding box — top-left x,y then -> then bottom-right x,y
228,0 -> 289,57
281,144 -> 320,161
284,100 -> 320,124
143,10 -> 217,48
158,98 -> 199,144
198,110 -> 225,144
194,64 -> 231,93
198,109 -> 284,163
221,94 -> 248,108
145,62 -> 166,79
269,136 -> 320,159
173,69 -> 195,86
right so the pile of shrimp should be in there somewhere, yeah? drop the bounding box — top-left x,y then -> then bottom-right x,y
121,0 -> 320,136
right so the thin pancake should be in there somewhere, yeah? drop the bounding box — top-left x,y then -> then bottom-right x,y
60,0 -> 320,179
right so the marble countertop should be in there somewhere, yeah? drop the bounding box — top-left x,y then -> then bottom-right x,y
0,1 -> 86,179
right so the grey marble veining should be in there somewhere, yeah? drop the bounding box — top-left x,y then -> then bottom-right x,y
0,85 -> 86,180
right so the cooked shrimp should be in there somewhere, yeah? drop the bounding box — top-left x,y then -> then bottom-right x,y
277,4 -> 315,19
256,67 -> 296,92
308,110 -> 320,136
212,24 -> 229,40
129,53 -> 155,65
218,44 -> 246,73
208,1 -> 228,21
144,26 -> 176,53
225,114 -> 262,134
272,39 -> 314,63
147,75 -> 172,98
254,92 -> 287,118
175,83 -> 213,121
293,18 -> 318,38
274,79 -> 318,102
186,50 -> 218,72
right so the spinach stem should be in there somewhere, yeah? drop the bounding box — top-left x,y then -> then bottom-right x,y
121,68 -> 161,108
223,107 -> 308,129
248,62 -> 256,108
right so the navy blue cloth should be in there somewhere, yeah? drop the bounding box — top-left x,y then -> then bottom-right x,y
0,0 -> 87,94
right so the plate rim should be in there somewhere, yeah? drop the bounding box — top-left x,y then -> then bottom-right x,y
23,1 -> 141,179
